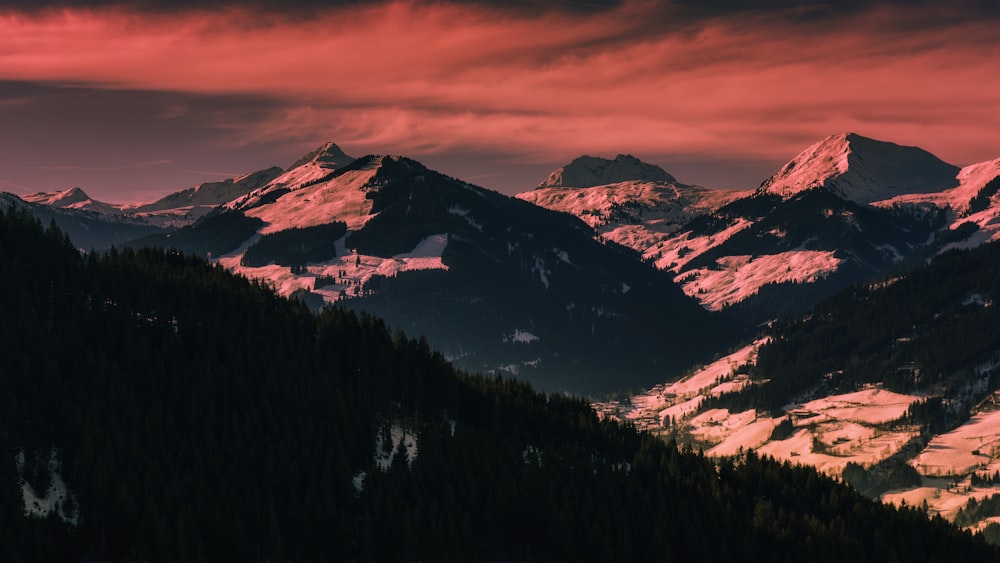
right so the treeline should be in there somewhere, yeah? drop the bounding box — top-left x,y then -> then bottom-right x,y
0,206 -> 996,561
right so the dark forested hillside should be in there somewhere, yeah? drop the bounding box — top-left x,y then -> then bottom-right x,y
712,240 -> 1000,419
0,206 -> 996,562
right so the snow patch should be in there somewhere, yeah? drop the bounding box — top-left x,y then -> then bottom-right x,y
532,256 -> 551,289
678,250 -> 842,311
374,425 -> 418,471
652,217 -> 754,273
447,205 -> 483,231
912,410 -> 1000,477
16,449 -> 79,526
593,340 -> 764,432
963,293 -> 993,308
504,329 -> 539,344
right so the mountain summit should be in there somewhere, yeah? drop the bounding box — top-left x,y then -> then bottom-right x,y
758,132 -> 960,204
23,186 -> 92,207
22,186 -> 120,215
537,154 -> 676,189
287,141 -> 355,170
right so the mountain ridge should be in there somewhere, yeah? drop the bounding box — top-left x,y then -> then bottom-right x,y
14,134 -> 1000,390
127,147 -> 735,394
523,133 -> 1000,322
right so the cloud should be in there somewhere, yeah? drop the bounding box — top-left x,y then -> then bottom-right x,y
0,0 -> 998,187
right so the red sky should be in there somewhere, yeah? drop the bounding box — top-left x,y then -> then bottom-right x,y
1,1 -> 998,201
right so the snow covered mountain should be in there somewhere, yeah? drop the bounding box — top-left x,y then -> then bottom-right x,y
18,133 -> 1000,391
518,156 -> 748,267
22,187 -> 123,216
128,166 -> 282,225
10,165 -> 284,243
129,145 -> 735,394
757,133 -> 960,204
524,133 -> 1000,322
537,153 -> 678,188
0,192 -> 167,250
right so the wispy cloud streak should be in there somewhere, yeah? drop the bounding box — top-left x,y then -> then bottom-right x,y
0,1 -> 998,181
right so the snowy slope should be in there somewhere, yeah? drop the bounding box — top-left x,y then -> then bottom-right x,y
243,157 -> 380,233
594,351 -> 923,475
206,150 -> 432,296
523,134 -> 1000,318
875,158 -> 1000,214
677,250 -> 842,311
593,349 -> 1000,528
758,132 -> 960,204
519,179 -> 745,231
228,142 -> 356,212
875,158 -> 1000,252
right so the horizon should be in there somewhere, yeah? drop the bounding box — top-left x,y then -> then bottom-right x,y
1,1 -> 999,202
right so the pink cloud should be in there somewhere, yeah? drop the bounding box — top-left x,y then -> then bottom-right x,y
1,1 -> 998,174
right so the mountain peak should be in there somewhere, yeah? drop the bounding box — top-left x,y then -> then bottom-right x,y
287,142 -> 355,170
758,133 -> 960,204
24,186 -> 93,207
537,154 -> 676,189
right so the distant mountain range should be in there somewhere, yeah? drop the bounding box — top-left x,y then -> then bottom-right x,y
6,133 -> 1000,394
521,132 -> 1000,321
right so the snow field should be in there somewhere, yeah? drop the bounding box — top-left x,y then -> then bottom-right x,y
911,409 -> 1000,477
678,250 -> 841,311
651,218 -> 754,273
17,449 -> 79,526
593,340 -> 763,432
220,233 -> 450,305
245,165 -> 379,233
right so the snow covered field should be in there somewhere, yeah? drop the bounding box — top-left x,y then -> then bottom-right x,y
678,250 -> 842,311
594,344 -> 1000,532
220,233 -> 450,304
912,409 -> 1000,477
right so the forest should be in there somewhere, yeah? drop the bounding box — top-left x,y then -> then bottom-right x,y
0,206 -> 996,561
